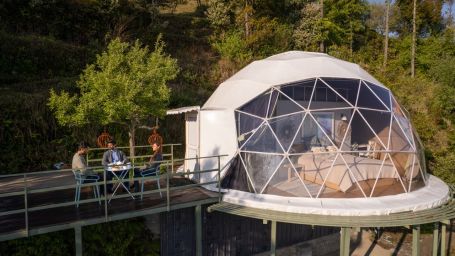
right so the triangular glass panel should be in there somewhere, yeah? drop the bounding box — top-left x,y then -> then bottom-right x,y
389,152 -> 415,178
358,109 -> 391,148
269,113 -> 305,152
266,89 -> 279,117
356,82 -> 388,110
364,81 -> 391,110
393,115 -> 415,149
242,123 -> 284,153
389,118 -> 413,152
349,110 -> 386,158
236,111 -> 264,148
391,96 -> 408,119
320,78 -> 359,107
241,153 -> 284,194
279,79 -> 316,110
336,154 -> 369,197
414,133 -> 427,177
289,154 -> 336,198
368,153 -> 407,197
263,157 -> 312,197
270,89 -> 305,117
239,153 -> 258,193
239,89 -> 272,118
309,79 -> 352,109
222,153 -> 256,193
401,154 -> 425,192
289,114 -> 335,153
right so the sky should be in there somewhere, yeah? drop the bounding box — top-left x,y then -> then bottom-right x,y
366,0 -> 455,19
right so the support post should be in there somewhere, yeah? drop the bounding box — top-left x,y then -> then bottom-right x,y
433,222 -> 439,256
412,225 -> 421,256
441,221 -> 447,256
103,170 -> 108,222
217,155 -> 221,203
75,225 -> 82,256
270,220 -> 277,256
340,227 -> 345,256
340,227 -> 350,256
195,205 -> 202,256
166,167 -> 170,212
23,174 -> 29,236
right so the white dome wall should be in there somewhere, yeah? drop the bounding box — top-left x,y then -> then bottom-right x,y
198,109 -> 237,183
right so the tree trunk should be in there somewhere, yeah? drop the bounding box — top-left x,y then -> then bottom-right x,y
320,0 -> 324,52
244,2 -> 250,38
411,0 -> 417,78
128,123 -> 136,163
383,0 -> 390,69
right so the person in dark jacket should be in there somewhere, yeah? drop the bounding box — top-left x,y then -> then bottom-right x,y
103,139 -> 129,193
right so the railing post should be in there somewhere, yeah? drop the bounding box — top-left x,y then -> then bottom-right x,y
171,144 -> 174,174
166,163 -> 170,212
23,174 -> 29,236
75,225 -> 82,256
217,155 -> 221,203
103,170 -> 108,222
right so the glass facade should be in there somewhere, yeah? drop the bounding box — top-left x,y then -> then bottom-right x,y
228,77 -> 427,198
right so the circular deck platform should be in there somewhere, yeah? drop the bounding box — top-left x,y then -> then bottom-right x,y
219,175 -> 451,217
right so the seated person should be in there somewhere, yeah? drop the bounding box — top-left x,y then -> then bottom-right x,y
72,142 -> 103,194
102,139 -> 129,193
133,142 -> 163,193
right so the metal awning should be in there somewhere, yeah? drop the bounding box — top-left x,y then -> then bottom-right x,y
166,106 -> 200,115
208,187 -> 455,228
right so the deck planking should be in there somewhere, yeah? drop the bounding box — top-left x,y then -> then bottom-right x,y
0,175 -> 219,237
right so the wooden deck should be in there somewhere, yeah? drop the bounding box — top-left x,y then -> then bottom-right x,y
0,172 -> 219,241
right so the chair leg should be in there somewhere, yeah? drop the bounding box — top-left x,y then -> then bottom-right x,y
95,185 -> 101,205
75,185 -> 80,208
157,178 -> 162,198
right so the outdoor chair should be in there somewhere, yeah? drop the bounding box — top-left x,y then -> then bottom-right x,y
139,165 -> 162,200
72,170 -> 101,207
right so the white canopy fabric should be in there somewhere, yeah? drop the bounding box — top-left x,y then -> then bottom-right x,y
203,51 -> 383,111
167,106 -> 200,115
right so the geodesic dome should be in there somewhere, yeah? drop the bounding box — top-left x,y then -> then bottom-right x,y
223,77 -> 427,198
208,52 -> 428,199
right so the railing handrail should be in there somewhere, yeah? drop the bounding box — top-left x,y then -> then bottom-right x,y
87,143 -> 182,152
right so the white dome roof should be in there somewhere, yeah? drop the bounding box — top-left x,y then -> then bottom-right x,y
203,51 -> 383,110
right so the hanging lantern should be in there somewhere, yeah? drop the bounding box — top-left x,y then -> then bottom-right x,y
97,128 -> 112,148
148,126 -> 163,153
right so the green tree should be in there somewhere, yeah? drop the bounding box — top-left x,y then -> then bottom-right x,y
48,37 -> 179,158
293,2 -> 324,51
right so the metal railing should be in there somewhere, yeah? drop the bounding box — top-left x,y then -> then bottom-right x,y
86,143 -> 181,166
0,149 -> 226,240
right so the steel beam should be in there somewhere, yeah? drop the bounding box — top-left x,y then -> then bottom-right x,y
195,205 -> 202,256
412,225 -> 420,256
75,225 -> 82,256
271,220 -> 277,256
